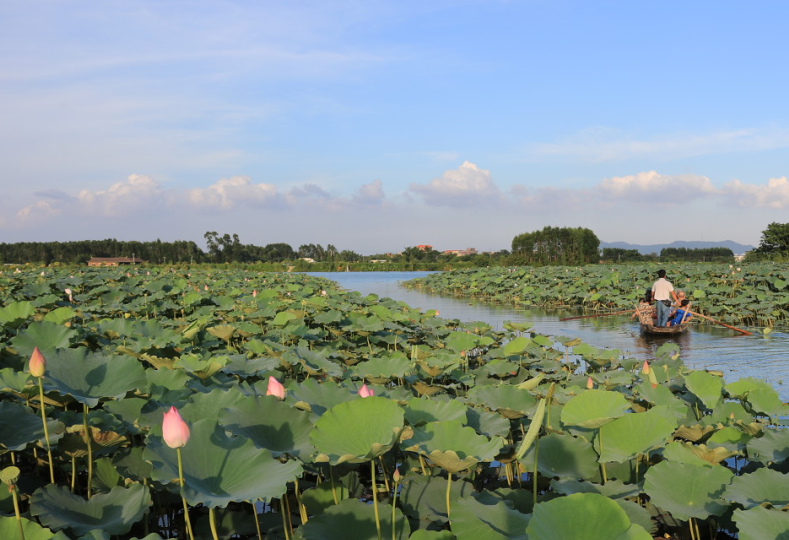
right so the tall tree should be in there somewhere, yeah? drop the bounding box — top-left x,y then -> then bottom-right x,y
755,222 -> 789,255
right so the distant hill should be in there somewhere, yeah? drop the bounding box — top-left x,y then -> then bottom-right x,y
600,240 -> 754,255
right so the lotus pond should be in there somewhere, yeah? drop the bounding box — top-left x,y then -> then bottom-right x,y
1,266 -> 789,540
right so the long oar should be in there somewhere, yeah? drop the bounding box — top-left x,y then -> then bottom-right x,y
688,310 -> 752,336
560,309 -> 634,321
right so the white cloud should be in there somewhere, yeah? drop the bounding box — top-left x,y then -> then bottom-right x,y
352,179 -> 385,206
597,171 -> 718,204
722,176 -> 789,208
410,161 -> 503,207
76,174 -> 163,215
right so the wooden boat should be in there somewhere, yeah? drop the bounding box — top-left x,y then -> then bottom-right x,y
640,322 -> 689,335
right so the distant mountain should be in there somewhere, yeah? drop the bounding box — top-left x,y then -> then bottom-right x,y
600,240 -> 754,255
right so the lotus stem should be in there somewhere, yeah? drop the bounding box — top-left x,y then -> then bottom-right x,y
176,447 -> 195,540
598,429 -> 607,485
379,456 -> 391,493
11,484 -> 25,540
283,489 -> 294,534
208,507 -> 219,540
694,517 -> 702,540
329,465 -> 339,505
37,378 -> 55,484
293,479 -> 308,524
371,460 -> 382,540
533,439 -> 540,505
83,404 -> 93,499
418,455 -> 428,476
445,471 -> 452,519
391,474 -> 400,540
251,501 -> 263,540
689,517 -> 696,540
279,499 -> 290,540
70,456 -> 76,492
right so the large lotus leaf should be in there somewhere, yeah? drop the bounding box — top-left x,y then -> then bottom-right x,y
598,406 -> 677,463
399,475 -> 476,525
11,322 -> 78,356
724,467 -> 789,509
43,307 -> 76,325
311,396 -> 404,465
450,497 -> 529,540
725,377 -> 776,398
466,385 -> 537,419
42,349 -> 146,407
289,378 -> 355,418
354,355 -> 412,381
643,461 -> 733,521
145,418 -> 303,507
550,478 -> 641,499
29,483 -> 151,536
662,441 -> 720,467
684,371 -> 723,410
295,498 -> 410,540
520,432 -> 599,480
402,421 -> 503,473
282,347 -> 344,378
178,387 -> 246,424
0,401 -> 64,451
706,426 -> 752,452
0,516 -> 70,540
445,331 -> 483,353
0,300 -> 35,327
561,389 -> 630,429
174,353 -> 227,380
708,400 -> 754,425
744,387 -> 789,418
220,394 -> 314,459
145,368 -> 193,402
408,531 -> 455,540
466,407 -> 511,438
404,397 -> 468,426
526,493 -> 651,540
732,506 -> 789,540
300,481 -> 350,515
0,367 -> 35,394
221,354 -> 280,377
502,336 -> 532,356
746,428 -> 789,464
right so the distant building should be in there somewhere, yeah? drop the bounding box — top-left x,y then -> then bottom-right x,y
443,248 -> 478,256
299,257 -> 315,263
87,257 -> 146,267
416,245 -> 433,251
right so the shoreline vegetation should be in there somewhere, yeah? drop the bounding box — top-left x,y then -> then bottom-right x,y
1,266 -> 788,539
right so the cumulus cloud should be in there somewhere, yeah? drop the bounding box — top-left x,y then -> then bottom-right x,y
722,176 -> 789,208
184,176 -> 281,210
597,171 -> 718,204
352,179 -> 385,205
410,161 -> 503,207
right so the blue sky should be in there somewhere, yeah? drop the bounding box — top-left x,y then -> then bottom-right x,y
2,0 -> 788,254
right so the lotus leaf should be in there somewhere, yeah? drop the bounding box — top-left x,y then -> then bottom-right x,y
43,307 -> 76,325
12,321 -> 77,356
399,475 -> 476,524
0,367 -> 35,394
175,353 -> 228,380
450,497 -> 529,540
724,466 -> 789,509
520,432 -> 599,480
402,421 -> 503,473
502,336 -> 531,356
633,382 -> 681,407
311,396 -> 404,465
29,483 -> 151,536
744,387 -> 789,418
732,506 -> 789,540
295,498 -> 410,540
525,493 -> 650,540
404,397 -> 468,426
112,447 -> 153,484
683,371 -> 723,409
445,331 -> 489,353
706,426 -> 751,451
408,531 -> 456,540
746,428 -> 789,463
0,516 -> 70,540
0,300 -> 35,328
220,394 -> 314,459
282,347 -> 344,378
221,354 -> 280,377
354,354 -> 412,381
725,377 -> 776,398
177,387 -> 246,424
598,406 -> 677,463
465,407 -> 512,438
0,401 -> 64,451
662,441 -> 734,467
300,481 -> 349,514
561,389 -> 630,429
466,385 -> 536,419
550,478 -> 641,499
643,461 -> 733,521
288,378 -> 355,418
145,418 -> 303,507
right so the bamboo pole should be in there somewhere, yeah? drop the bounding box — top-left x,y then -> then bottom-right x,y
689,311 -> 752,335
559,309 -> 634,321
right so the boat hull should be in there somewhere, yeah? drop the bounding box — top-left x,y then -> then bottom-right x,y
640,322 -> 689,335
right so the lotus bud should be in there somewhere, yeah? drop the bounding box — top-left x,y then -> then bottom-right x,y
204,284 -> 209,291
358,384 -> 375,398
642,361 -> 650,374
393,466 -> 401,483
586,377 -> 594,389
435,310 -> 440,317
64,288 -> 73,302
162,406 -> 190,449
266,376 -> 286,400
29,347 -> 46,378
253,290 -> 258,297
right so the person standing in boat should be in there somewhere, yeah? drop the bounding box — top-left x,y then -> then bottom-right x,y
651,269 -> 678,327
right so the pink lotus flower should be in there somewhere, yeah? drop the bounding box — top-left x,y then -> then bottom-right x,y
64,288 -> 73,302
204,285 -> 209,291
358,384 -> 374,398
586,377 -> 594,389
29,347 -> 46,378
253,290 -> 258,297
642,361 -> 650,374
162,406 -> 190,448
266,376 -> 286,400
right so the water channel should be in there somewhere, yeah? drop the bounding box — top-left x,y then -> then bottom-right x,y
308,271 -> 789,401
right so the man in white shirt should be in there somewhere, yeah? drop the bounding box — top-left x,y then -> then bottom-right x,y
652,269 -> 679,327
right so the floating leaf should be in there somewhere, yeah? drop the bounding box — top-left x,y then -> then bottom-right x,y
643,461 -> 732,521
402,420 -> 503,473
561,389 -> 630,429
732,506 -> 789,540
296,498 -> 410,540
450,497 -> 530,540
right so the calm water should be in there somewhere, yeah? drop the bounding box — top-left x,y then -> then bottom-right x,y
308,271 -> 789,401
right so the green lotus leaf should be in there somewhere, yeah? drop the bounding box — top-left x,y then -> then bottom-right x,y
91,457 -> 123,494
220,394 -> 314,459
684,371 -> 724,410
0,401 -> 64,451
598,406 -> 677,463
145,418 -> 303,507
282,347 -> 344,378
465,407 -> 512,438
311,396 -> 404,465
11,321 -> 78,357
174,353 -> 228,380
402,421 -> 503,473
502,336 -> 532,356
192,505 -> 261,540
399,475 -> 476,525
404,397 -> 468,426
482,359 -> 520,378
633,383 -> 680,410
0,516 -> 70,540
288,378 -> 355,418
520,432 -> 599,480
706,426 -> 751,451
450,497 -> 529,540
300,481 -> 350,515
746,428 -> 789,463
445,331 -> 482,353
466,385 -> 537,419
526,492 -> 650,540
408,531 -> 456,540
354,354 -> 412,381
0,301 -> 35,328
295,498 -> 410,540
725,377 -> 775,398
178,387 -> 246,424
550,478 -> 641,499
561,389 -> 630,429
221,354 -> 280,377
145,368 -> 193,402
43,307 -> 76,325
732,506 -> 789,540
205,324 -> 236,342
744,387 -> 789,418
643,461 -> 733,521
724,467 -> 789,509
29,483 -> 151,536
112,447 -> 153,484
42,348 -> 147,408
0,367 -> 35,394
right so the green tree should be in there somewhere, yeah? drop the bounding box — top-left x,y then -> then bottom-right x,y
755,222 -> 789,255
511,226 -> 600,266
